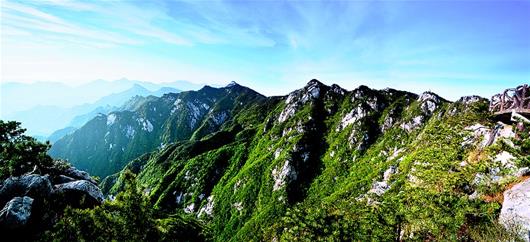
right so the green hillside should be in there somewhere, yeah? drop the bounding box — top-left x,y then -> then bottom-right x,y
49,83 -> 265,178
92,80 -> 529,241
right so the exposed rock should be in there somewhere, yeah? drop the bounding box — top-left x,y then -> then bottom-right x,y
498,123 -> 516,140
54,175 -> 76,184
329,84 -> 346,96
463,123 -> 490,147
54,180 -> 104,205
351,85 -> 371,102
468,191 -> 479,200
500,179 -> 530,241
63,167 -> 98,185
300,80 -> 322,103
495,151 -> 516,169
463,123 -> 515,148
278,98 -> 298,123
382,115 -> 395,132
0,196 -> 33,229
387,148 -> 404,161
273,148 -> 282,160
418,92 -> 441,115
400,116 -> 423,132
106,113 -> 117,126
0,174 -> 53,206
337,106 -> 367,131
197,195 -> 214,218
458,95 -> 483,105
278,80 -> 327,123
471,173 -> 485,187
184,203 -> 195,214
383,166 -> 396,181
175,191 -> 184,204
272,160 -> 297,191
211,111 -> 229,126
368,166 -> 396,196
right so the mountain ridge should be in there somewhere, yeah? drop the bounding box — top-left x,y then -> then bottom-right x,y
49,82 -> 265,178
48,79 -> 530,241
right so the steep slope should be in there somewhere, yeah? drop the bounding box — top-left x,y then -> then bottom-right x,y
49,83 -> 265,178
48,126 -> 77,143
102,80 -> 529,241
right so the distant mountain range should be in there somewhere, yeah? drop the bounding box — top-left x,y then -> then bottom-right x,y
49,82 -> 264,178
1,79 -> 204,137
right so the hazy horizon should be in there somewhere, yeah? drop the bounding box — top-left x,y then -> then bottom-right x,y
0,77 -> 523,101
2,0 -> 529,100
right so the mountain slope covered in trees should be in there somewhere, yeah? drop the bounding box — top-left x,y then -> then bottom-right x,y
49,83 -> 265,178
48,80 -> 530,241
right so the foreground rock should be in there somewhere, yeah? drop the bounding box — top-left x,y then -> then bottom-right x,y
0,196 -> 33,229
54,180 -> 104,206
500,178 -> 530,241
0,174 -> 53,206
0,165 -> 102,238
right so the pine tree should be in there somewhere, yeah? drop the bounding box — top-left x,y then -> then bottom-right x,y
0,120 -> 53,179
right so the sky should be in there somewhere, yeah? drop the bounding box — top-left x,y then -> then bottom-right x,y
1,0 -> 529,100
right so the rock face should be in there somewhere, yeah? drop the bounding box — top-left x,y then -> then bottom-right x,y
0,165 -> 103,237
63,167 -> 98,185
54,180 -> 104,205
0,196 -> 34,229
500,178 -> 530,241
0,174 -> 53,206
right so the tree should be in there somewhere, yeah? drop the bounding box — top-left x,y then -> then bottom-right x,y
0,120 -> 53,179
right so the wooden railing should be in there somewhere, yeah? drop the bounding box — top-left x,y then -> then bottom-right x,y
490,84 -> 530,114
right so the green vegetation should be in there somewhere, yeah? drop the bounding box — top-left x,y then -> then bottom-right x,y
0,120 -> 53,179
23,81 -> 527,241
49,84 -> 265,179
43,170 -> 208,241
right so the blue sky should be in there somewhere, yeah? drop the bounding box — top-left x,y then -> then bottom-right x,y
1,0 -> 529,100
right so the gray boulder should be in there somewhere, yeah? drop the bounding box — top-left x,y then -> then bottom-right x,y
63,167 -> 98,185
54,180 -> 104,205
0,174 -> 53,206
54,175 -> 76,184
0,196 -> 33,229
500,178 -> 530,241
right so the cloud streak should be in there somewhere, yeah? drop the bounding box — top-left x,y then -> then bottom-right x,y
1,0 -> 529,101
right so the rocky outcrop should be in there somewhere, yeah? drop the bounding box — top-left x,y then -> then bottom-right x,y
0,165 -> 103,238
500,178 -> 530,241
0,174 -> 53,206
272,160 -> 297,191
63,167 -> 98,185
418,92 -> 442,115
54,180 -> 104,205
369,166 -> 397,196
0,196 -> 33,229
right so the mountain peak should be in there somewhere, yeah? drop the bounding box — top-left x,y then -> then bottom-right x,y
306,79 -> 325,88
226,81 -> 241,88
